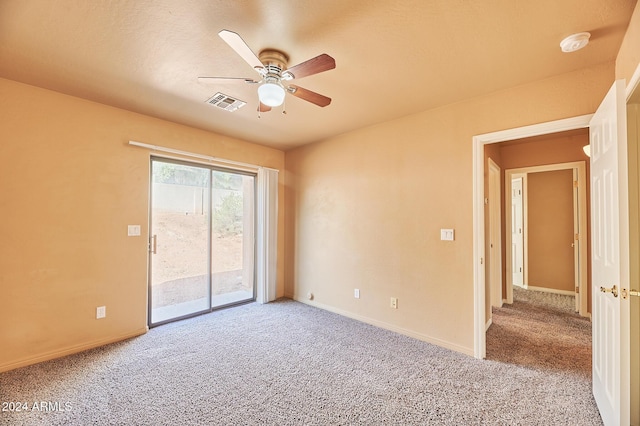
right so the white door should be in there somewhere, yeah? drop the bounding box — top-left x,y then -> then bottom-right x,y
511,177 -> 524,287
572,168 -> 580,312
489,159 -> 502,307
590,79 -> 630,426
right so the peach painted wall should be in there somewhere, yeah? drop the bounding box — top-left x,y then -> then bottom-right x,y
628,102 -> 640,426
285,62 -> 614,355
618,4 -> 640,424
499,130 -> 590,169
0,78 -> 285,372
615,6 -> 640,421
616,1 -> 640,84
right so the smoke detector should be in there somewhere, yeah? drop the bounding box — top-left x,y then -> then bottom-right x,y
205,92 -> 246,112
560,32 -> 591,53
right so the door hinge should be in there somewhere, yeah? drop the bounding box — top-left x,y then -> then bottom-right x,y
573,180 -> 579,188
575,286 -> 579,293
574,233 -> 579,240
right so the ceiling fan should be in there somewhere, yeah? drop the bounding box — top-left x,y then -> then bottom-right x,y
199,30 -> 336,113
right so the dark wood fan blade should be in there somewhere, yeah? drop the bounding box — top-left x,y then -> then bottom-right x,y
198,77 -> 259,85
258,103 -> 272,112
289,84 -> 332,107
218,30 -> 264,72
285,54 -> 335,80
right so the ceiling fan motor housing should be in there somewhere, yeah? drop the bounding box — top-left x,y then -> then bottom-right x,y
258,49 -> 289,74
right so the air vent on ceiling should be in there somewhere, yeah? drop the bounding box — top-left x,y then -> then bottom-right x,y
205,92 -> 246,112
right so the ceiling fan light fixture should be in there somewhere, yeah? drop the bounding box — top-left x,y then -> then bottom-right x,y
258,82 -> 285,107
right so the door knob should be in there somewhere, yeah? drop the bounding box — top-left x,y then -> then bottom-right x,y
600,285 -> 618,297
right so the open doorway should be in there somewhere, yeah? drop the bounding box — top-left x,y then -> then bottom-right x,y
503,161 -> 589,317
472,115 -> 592,358
482,127 -> 592,324
481,129 -> 593,383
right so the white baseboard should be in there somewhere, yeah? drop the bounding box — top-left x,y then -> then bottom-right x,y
290,294 -> 474,357
485,317 -> 493,331
0,327 -> 149,373
526,285 -> 575,296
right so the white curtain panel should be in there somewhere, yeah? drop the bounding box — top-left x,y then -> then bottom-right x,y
256,167 -> 278,303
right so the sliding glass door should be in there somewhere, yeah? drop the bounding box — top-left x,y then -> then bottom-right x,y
149,158 -> 255,326
211,170 -> 255,308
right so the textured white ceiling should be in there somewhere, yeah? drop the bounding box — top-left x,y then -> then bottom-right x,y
0,0 -> 636,149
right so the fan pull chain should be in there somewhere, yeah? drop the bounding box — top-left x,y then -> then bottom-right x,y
257,91 -> 261,119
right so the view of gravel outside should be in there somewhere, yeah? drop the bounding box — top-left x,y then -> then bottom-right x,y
151,211 -> 247,308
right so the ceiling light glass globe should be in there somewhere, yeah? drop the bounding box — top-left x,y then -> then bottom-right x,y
258,83 -> 286,107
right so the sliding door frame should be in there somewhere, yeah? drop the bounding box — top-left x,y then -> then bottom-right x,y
148,156 -> 257,327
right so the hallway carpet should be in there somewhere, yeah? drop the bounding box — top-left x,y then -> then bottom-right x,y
487,288 -> 592,373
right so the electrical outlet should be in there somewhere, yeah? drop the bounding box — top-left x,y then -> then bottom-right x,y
96,306 -> 106,319
390,297 -> 398,309
354,289 -> 360,299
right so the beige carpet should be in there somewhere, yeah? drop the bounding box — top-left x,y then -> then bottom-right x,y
0,291 -> 601,425
487,287 -> 592,373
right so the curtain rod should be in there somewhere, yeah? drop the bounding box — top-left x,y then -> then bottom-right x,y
128,140 -> 279,172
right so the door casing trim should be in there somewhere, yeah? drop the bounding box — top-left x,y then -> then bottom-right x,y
472,114 -> 593,359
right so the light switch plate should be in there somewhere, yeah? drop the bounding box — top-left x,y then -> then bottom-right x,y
441,229 -> 454,241
128,225 -> 141,236
390,297 -> 398,309
96,306 -> 106,319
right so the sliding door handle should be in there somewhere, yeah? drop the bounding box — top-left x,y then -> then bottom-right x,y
150,235 -> 157,254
